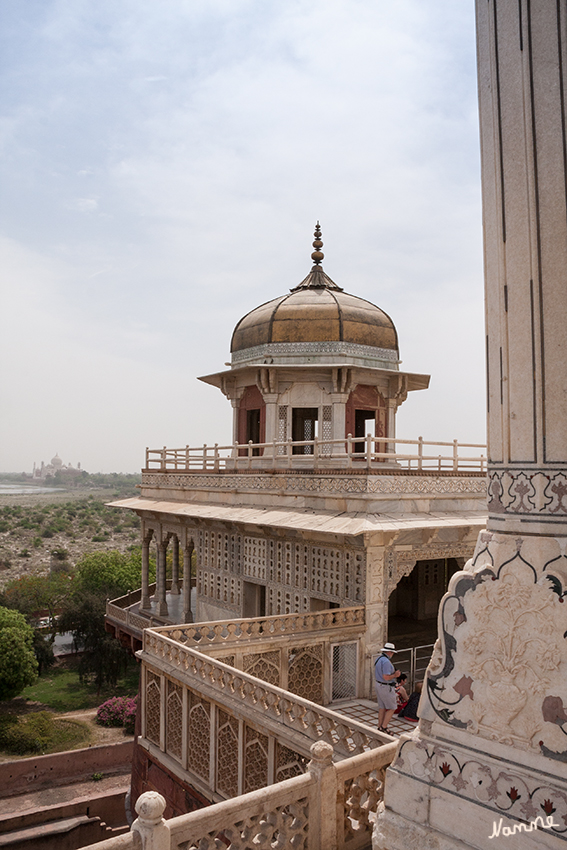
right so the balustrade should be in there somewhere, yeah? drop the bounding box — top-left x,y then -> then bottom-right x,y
159,606 -> 365,646
145,435 -> 486,472
79,739 -> 398,850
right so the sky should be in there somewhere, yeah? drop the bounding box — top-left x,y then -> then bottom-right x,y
0,0 -> 485,474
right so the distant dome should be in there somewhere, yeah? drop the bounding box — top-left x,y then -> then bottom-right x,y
230,225 -> 399,370
51,454 -> 63,467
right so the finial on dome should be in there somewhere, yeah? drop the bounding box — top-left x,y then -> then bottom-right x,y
311,221 -> 324,266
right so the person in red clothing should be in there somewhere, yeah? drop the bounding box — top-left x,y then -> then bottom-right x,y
394,673 -> 409,714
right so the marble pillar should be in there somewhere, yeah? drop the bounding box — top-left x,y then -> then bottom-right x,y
375,3 -> 567,848
156,540 -> 169,617
183,540 -> 194,623
171,536 -> 180,595
141,532 -> 152,611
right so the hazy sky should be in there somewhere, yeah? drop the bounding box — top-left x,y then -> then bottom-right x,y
0,0 -> 484,474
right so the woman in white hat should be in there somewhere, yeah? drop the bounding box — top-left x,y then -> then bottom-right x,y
374,642 -> 401,733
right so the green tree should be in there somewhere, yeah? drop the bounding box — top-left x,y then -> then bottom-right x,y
74,549 -> 154,598
1,573 -> 72,627
58,594 -> 129,693
0,607 -> 38,700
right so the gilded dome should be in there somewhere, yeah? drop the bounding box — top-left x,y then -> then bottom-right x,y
230,225 -> 399,370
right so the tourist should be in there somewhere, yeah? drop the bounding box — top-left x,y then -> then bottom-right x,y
399,681 -> 423,722
394,673 -> 409,713
374,642 -> 401,733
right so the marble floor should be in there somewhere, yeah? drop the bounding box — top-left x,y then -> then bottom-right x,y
333,698 -> 419,739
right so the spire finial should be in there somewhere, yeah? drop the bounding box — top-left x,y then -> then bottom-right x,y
311,221 -> 324,266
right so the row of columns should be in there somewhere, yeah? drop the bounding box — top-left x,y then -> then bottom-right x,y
140,527 -> 194,623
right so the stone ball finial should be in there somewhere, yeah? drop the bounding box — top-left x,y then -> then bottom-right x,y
311,221 -> 324,265
134,791 -> 167,824
309,739 -> 334,763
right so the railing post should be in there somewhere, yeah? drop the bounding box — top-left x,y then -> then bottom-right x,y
145,447 -> 149,468
161,447 -> 166,471
481,454 -> 485,473
214,443 -> 219,472
307,741 -> 337,850
347,434 -> 353,468
185,444 -> 189,469
132,791 -> 170,850
203,444 -> 207,470
366,432 -> 372,468
313,437 -> 318,464
453,439 -> 458,471
417,436 -> 423,471
248,440 -> 253,469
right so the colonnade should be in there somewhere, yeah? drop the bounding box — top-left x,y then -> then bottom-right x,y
140,525 -> 194,623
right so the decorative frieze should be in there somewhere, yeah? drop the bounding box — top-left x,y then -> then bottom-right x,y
230,340 -> 399,366
488,469 -> 567,519
142,471 -> 486,496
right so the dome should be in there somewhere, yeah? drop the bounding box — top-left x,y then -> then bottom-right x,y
230,225 -> 399,370
51,454 -> 63,467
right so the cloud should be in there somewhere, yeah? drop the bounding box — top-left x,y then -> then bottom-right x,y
69,198 -> 99,211
0,0 -> 484,473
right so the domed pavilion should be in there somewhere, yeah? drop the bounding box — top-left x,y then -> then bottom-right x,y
200,224 -> 429,459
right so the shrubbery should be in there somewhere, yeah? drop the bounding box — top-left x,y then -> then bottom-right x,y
0,711 -> 89,755
96,696 -> 137,733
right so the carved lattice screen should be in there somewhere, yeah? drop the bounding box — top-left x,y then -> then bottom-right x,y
145,670 -> 161,746
187,690 -> 211,783
217,709 -> 239,797
243,725 -> 269,793
166,679 -> 183,761
288,644 -> 323,703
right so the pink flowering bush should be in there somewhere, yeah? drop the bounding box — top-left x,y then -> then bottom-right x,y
124,698 -> 137,734
96,696 -> 137,729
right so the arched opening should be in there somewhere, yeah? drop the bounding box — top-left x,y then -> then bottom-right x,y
387,557 -> 463,649
345,385 -> 387,455
238,386 -> 266,454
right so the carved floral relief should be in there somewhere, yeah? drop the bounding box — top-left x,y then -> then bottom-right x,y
421,533 -> 567,762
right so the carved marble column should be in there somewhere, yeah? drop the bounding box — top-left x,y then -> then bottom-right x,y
329,393 -> 348,457
170,536 -> 180,595
375,4 -> 567,849
183,539 -> 194,623
156,539 -> 169,618
261,393 -> 279,456
141,527 -> 153,612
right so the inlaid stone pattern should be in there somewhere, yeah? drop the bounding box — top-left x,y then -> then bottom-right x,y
142,471 -> 486,496
488,469 -> 567,519
390,735 -> 567,838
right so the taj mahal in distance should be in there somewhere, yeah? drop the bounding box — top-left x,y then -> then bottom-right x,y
95,3 -> 567,850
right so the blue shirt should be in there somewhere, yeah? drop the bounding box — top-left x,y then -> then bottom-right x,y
375,653 -> 395,684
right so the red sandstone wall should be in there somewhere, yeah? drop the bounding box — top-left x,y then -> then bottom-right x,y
0,742 -> 133,798
130,743 -> 209,820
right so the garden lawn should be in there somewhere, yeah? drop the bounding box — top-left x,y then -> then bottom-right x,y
21,658 -> 140,712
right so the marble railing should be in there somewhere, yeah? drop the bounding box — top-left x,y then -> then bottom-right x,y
145,434 -> 486,473
106,581 -> 173,632
157,606 -> 365,645
79,739 -> 398,850
142,629 -> 384,761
